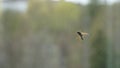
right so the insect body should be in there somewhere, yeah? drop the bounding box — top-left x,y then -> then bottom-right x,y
77,32 -> 88,40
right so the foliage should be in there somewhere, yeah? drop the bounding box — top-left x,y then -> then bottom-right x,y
1,0 -> 120,68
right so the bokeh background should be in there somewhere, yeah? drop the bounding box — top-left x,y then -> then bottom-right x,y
0,0 -> 120,68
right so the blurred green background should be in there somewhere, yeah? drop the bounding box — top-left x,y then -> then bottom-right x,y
0,0 -> 120,68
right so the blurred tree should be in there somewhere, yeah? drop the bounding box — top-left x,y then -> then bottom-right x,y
27,0 -> 82,68
112,3 -> 120,68
27,0 -> 53,32
78,0 -> 102,68
52,1 -> 82,68
105,0 -> 114,68
0,1 -> 2,18
88,0 -> 100,19
2,10 -> 29,68
27,0 -> 63,68
52,1 -> 80,31
0,1 -> 5,68
88,0 -> 107,68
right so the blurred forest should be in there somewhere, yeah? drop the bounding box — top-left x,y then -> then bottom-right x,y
0,0 -> 120,68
